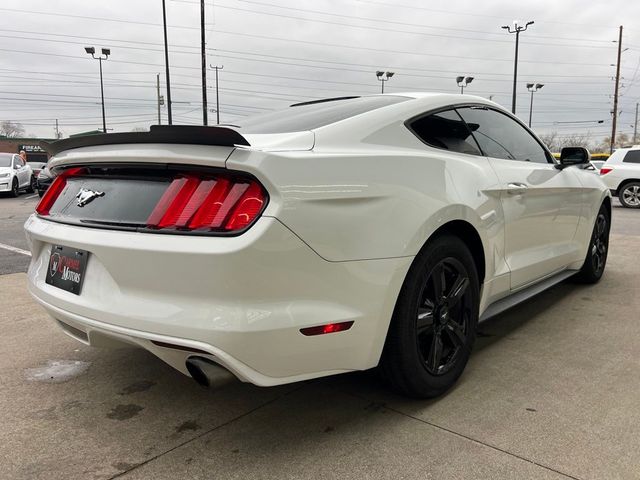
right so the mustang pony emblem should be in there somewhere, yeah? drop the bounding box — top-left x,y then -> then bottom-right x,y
76,188 -> 105,207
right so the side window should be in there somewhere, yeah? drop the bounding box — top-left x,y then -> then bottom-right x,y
623,150 -> 640,164
456,107 -> 550,164
409,109 -> 482,156
12,156 -> 20,168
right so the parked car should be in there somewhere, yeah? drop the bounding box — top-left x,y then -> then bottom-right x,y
27,159 -> 47,178
26,94 -> 611,398
600,145 -> 640,208
0,153 -> 35,197
36,166 -> 53,197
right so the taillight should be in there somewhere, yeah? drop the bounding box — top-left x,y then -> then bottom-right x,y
600,167 -> 613,175
146,175 -> 266,232
35,167 -> 87,216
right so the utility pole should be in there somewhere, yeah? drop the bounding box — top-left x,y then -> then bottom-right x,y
200,0 -> 208,125
502,21 -> 534,114
211,65 -> 223,124
156,74 -> 162,125
161,0 -> 173,124
611,25 -> 623,154
54,119 -> 60,139
633,102 -> 638,144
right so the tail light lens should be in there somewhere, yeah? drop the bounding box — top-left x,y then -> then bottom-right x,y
35,167 -> 87,216
146,175 -> 266,232
36,167 -> 267,234
600,167 -> 613,175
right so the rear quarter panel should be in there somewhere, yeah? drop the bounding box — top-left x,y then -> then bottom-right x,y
226,121 -> 509,285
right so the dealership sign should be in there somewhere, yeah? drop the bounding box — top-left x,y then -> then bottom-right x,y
18,144 -> 46,153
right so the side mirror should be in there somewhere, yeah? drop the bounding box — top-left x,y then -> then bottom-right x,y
557,147 -> 590,169
13,163 -> 20,170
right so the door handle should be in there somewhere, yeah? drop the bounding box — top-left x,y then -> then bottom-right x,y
506,182 -> 529,194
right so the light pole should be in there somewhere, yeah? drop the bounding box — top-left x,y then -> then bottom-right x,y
162,0 -> 173,125
502,20 -> 534,114
456,75 -> 474,94
84,46 -> 110,133
210,65 -> 223,124
376,71 -> 394,93
526,83 -> 544,128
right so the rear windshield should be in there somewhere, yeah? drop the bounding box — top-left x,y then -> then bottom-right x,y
233,96 -> 409,134
0,154 -> 12,167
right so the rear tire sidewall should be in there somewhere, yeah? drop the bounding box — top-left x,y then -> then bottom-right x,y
26,176 -> 36,193
382,235 -> 479,398
619,182 -> 640,208
575,204 -> 610,283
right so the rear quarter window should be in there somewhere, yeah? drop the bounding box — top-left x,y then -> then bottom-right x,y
408,109 -> 481,156
623,150 -> 640,164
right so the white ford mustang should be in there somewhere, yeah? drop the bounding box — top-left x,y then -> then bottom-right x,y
25,93 -> 610,398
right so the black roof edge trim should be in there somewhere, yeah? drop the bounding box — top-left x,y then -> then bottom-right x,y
40,125 -> 250,156
289,96 -> 360,107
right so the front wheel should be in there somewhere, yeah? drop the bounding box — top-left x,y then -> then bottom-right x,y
381,235 -> 479,398
574,204 -> 610,284
618,182 -> 640,208
10,178 -> 19,197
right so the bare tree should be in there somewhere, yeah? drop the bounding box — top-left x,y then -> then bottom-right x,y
538,131 -> 559,151
0,120 -> 25,138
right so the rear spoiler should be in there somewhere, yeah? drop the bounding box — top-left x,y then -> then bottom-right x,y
40,125 -> 250,156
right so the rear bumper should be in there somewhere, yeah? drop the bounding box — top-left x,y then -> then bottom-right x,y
25,214 -> 412,386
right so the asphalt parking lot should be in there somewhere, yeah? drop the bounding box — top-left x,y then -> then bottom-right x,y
1,194 -> 640,480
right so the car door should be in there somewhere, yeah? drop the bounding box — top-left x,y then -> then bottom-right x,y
14,156 -> 28,187
457,106 -> 583,290
12,156 -> 25,187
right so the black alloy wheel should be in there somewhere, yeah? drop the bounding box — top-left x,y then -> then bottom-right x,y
416,258 -> 472,376
575,204 -> 610,284
591,212 -> 608,276
381,234 -> 479,398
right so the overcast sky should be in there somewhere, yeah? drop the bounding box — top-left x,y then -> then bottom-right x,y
1,0 -> 639,142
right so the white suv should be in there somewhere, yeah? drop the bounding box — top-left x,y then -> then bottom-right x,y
600,146 -> 640,208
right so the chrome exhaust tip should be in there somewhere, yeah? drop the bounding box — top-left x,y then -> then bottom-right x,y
185,357 -> 237,390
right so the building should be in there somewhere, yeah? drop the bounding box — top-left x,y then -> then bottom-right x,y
0,136 -> 55,163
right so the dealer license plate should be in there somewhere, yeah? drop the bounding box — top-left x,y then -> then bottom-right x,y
45,245 -> 88,295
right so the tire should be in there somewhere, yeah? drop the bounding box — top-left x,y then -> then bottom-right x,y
574,204 -> 610,284
381,234 -> 479,398
26,175 -> 36,194
10,178 -> 19,197
618,182 -> 640,208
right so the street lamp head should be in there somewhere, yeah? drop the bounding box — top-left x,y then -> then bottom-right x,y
536,83 -> 544,89
526,83 -> 534,89
526,21 -> 534,26
376,71 -> 384,78
84,46 -> 95,55
386,72 -> 395,78
501,25 -> 509,30
101,48 -> 111,57
456,75 -> 464,84
465,76 -> 474,84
